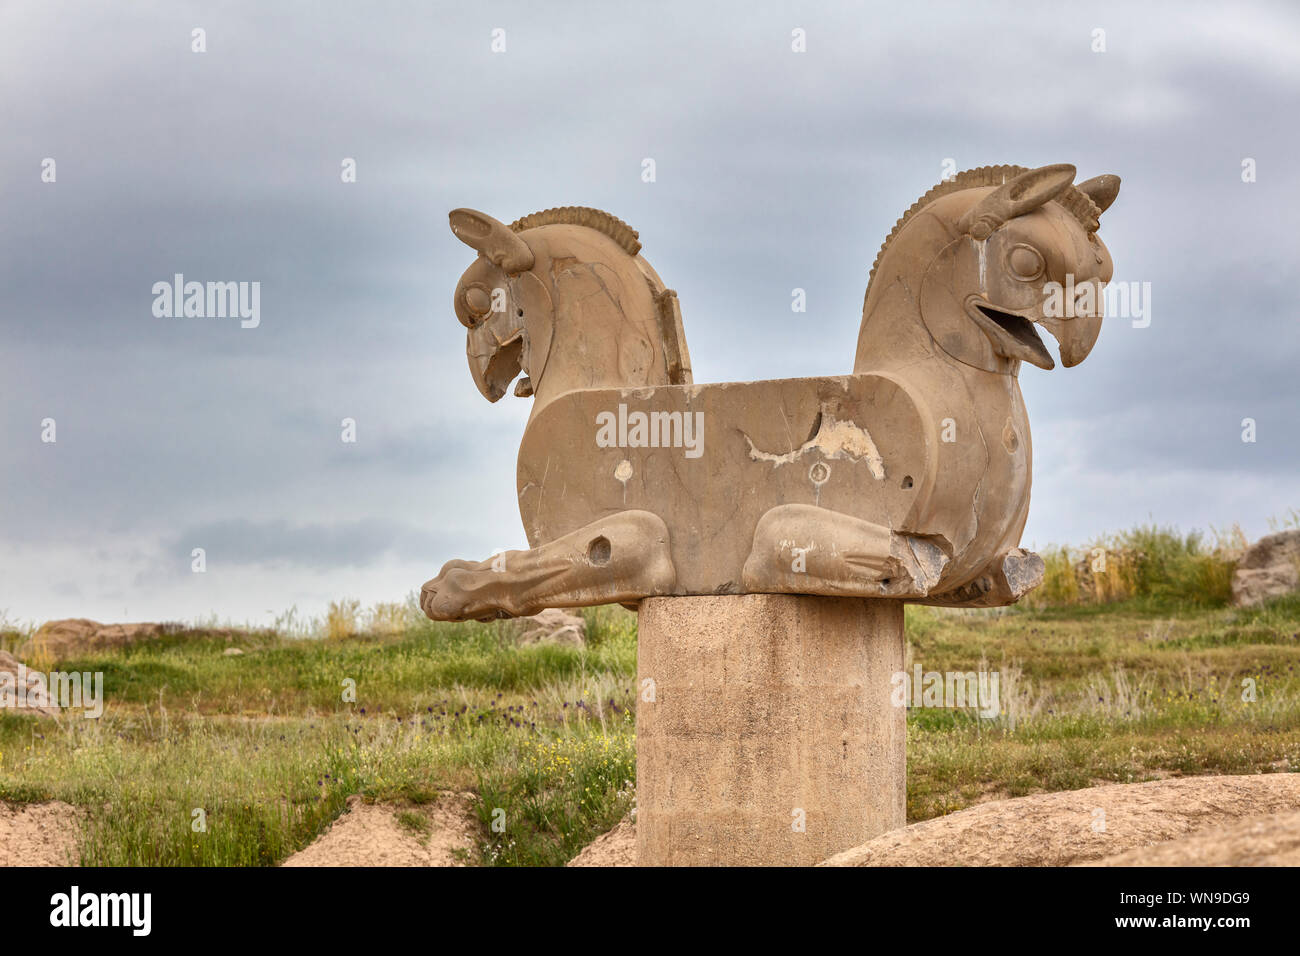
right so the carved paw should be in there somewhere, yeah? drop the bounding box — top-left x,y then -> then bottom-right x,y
420,559 -> 504,622
742,503 -> 950,598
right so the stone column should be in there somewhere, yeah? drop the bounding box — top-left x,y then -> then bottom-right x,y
635,593 -> 905,866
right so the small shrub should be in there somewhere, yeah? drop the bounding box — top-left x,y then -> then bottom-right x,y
1026,522 -> 1247,609
325,599 -> 361,641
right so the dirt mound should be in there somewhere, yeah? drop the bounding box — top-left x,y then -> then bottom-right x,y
567,813 -> 636,866
567,775 -> 1300,866
821,774 -> 1300,866
0,802 -> 80,866
1083,809 -> 1300,866
282,793 -> 478,867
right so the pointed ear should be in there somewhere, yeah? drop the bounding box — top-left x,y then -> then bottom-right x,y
449,208 -> 535,274
1077,174 -> 1121,214
958,164 -> 1077,239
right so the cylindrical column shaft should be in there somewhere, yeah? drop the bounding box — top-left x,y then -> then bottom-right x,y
636,593 -> 905,866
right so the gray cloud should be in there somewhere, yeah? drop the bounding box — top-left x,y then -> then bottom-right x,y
2,0 -> 1298,622
160,517 -> 448,572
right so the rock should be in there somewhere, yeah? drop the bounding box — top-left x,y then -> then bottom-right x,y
819,774 -> 1300,867
499,608 -> 586,648
1082,809 -> 1300,866
0,650 -> 59,718
569,775 -> 1300,866
1232,530 -> 1300,607
223,647 -> 244,656
24,619 -> 170,661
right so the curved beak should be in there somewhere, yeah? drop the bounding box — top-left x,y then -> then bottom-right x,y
965,295 -> 1103,370
467,321 -> 524,402
1037,312 -> 1102,368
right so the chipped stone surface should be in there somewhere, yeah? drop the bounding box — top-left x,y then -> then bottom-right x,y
745,406 -> 887,480
423,166 -> 1119,621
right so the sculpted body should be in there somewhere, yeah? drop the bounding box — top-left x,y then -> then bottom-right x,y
422,165 -> 1120,620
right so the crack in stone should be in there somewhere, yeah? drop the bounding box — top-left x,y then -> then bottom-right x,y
744,404 -> 886,480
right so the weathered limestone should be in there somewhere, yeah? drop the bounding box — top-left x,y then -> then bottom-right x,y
25,619 -> 167,661
636,594 -> 905,866
423,165 -> 1121,621
1232,530 -> 1300,607
421,164 -> 1122,866
499,607 -> 587,647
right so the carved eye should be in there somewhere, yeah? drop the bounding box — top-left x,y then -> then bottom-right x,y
1008,244 -> 1045,281
463,285 -> 491,319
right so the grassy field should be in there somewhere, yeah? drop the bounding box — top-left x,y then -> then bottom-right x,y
1,528 -> 1298,866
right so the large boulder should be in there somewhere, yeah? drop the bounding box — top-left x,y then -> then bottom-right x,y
24,619 -> 169,661
1083,809 -> 1300,866
1232,530 -> 1300,607
566,775 -> 1300,866
819,774 -> 1300,867
497,608 -> 586,648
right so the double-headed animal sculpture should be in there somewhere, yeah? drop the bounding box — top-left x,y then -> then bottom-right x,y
421,163 -> 1120,621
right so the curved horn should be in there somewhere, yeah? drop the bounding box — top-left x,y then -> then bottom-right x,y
449,208 -> 535,274
1077,174 -> 1121,214
957,164 -> 1077,239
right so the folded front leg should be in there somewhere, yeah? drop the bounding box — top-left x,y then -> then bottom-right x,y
740,503 -> 949,599
420,510 -> 676,622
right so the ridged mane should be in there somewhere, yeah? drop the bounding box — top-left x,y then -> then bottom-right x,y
865,165 -> 1102,302
509,206 -> 642,257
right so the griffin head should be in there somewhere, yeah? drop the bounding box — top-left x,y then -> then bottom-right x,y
919,164 -> 1120,373
448,208 -> 549,401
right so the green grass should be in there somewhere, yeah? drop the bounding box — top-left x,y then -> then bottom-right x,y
0,606 -> 639,866
1024,522 -> 1243,608
395,809 -> 432,838
902,596 -> 1300,819
1,579 -> 1298,866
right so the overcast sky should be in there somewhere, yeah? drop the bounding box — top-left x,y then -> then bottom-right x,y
2,1 -> 1297,626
